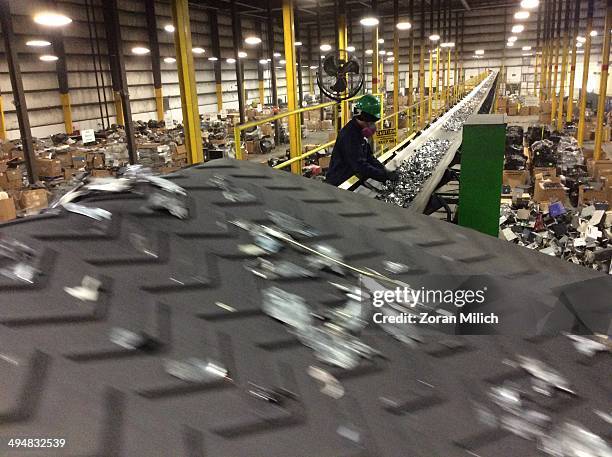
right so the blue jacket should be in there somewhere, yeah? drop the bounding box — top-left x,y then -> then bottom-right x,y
325,119 -> 389,186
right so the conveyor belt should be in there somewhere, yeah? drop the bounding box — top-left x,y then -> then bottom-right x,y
342,73 -> 498,213
0,160 -> 610,457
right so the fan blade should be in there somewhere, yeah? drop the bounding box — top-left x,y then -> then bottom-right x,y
338,60 -> 360,75
330,76 -> 348,93
323,56 -> 340,76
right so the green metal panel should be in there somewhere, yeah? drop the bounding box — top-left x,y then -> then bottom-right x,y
458,114 -> 506,237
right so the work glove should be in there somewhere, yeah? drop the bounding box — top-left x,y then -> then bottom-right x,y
387,170 -> 400,182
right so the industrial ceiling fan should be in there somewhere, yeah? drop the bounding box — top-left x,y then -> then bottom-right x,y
316,50 -> 364,101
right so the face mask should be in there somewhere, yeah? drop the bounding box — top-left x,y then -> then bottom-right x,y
361,123 -> 377,138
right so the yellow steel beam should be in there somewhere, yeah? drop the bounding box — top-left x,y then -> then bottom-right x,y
60,92 -> 73,134
436,47 -> 440,115
446,48 -> 450,108
566,43 -> 578,122
172,0 -> 203,164
154,87 -> 164,122
550,44 -> 559,123
338,12 -> 349,127
556,37 -> 569,130
419,41 -> 425,129
282,0 -> 301,174
577,6 -> 594,147
114,91 -> 124,126
216,82 -> 223,112
594,3 -> 612,160
428,49 -> 433,121
372,27 -> 379,94
0,95 -> 6,140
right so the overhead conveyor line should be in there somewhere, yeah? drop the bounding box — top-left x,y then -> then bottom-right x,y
337,72 -> 495,209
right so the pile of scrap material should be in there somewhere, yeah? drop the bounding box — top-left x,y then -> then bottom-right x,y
499,201 -> 612,272
500,124 -> 612,272
377,138 -> 451,207
0,120 -> 188,221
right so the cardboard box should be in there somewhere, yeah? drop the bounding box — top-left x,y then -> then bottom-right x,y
328,131 -> 337,142
72,154 -> 87,169
321,120 -> 333,130
86,152 -> 105,169
0,169 -> 22,190
318,155 -> 331,169
55,151 -> 73,168
540,101 -> 552,114
63,168 -> 78,180
519,106 -> 530,116
529,106 -> 540,115
90,169 -> 112,178
503,170 -> 529,188
538,113 -> 552,124
306,120 -> 320,131
245,140 -> 261,154
507,107 -> 518,116
19,189 -> 48,212
35,158 -> 62,178
533,166 -> 556,181
592,160 -> 612,179
173,144 -> 187,159
0,193 -> 16,221
261,124 -> 273,136
583,147 -> 594,160
533,177 -> 567,203
579,184 -> 608,206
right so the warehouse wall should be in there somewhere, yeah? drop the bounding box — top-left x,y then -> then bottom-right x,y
0,0 -> 289,140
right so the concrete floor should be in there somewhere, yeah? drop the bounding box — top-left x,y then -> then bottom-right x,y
245,130 -> 333,164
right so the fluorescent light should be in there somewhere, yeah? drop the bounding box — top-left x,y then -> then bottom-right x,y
39,54 -> 59,61
226,58 -> 236,63
378,38 -> 385,44
475,49 -> 484,55
379,50 -> 386,55
522,53 -> 532,56
33,12 -> 72,27
295,41 -> 302,46
238,51 -> 247,58
310,65 -> 318,69
577,36 -> 586,43
267,58 -> 271,61
514,11 -> 530,20
441,42 -> 455,48
26,40 -> 51,47
511,24 -> 524,34
320,44 -> 332,51
522,46 -> 531,51
396,21 -> 412,30
244,36 -> 262,45
590,30 -> 598,37
520,0 -> 539,8
164,24 -> 175,33
365,49 -> 373,55
508,35 -> 518,42
386,56 -> 394,62
346,45 -> 355,52
577,50 -> 584,54
429,34 -> 440,41
192,47 -> 205,54
208,56 -> 218,61
279,59 -> 286,64
163,57 -> 176,63
259,58 -> 268,64
132,47 -> 150,55
360,16 -> 379,27
576,41 -> 583,48
507,42 -> 514,47
274,52 -> 281,57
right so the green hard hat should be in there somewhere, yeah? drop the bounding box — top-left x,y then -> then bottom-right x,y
354,94 -> 381,120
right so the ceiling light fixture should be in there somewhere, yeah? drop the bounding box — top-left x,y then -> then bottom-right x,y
39,54 -> 59,61
259,58 -> 268,64
511,24 -> 525,33
508,35 -> 518,42
429,34 -> 440,41
576,41 -> 583,48
273,52 -> 281,57
576,36 -> 586,43
226,57 -> 236,63
378,38 -> 384,44
238,51 -> 248,58
379,50 -> 386,55
507,42 -> 514,47
346,45 -> 356,52
475,49 -> 484,55
522,46 -> 531,50
365,49 -> 373,55
132,47 -> 150,55
520,0 -> 539,8
522,53 -> 532,56
590,30 -> 598,37
192,47 -> 205,54
244,36 -> 262,45
208,56 -> 218,61
396,21 -> 412,30
441,42 -> 455,47
33,12 -> 72,27
164,24 -> 175,33
320,44 -> 332,51
279,59 -> 286,64
163,57 -> 176,63
310,65 -> 318,69
514,11 -> 530,20
360,16 -> 379,26
26,40 -> 51,47
295,41 -> 303,46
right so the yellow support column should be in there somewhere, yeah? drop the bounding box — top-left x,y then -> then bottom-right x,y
216,83 -> 223,112
114,91 -> 124,126
556,4 -> 571,131
392,0 -> 399,145
154,87 -> 164,122
338,11 -> 349,127
428,50 -> 433,121
594,3 -> 612,160
566,43 -> 578,122
282,0 -> 302,174
172,0 -> 203,164
0,95 -> 6,140
577,0 -> 595,147
446,48 -> 450,108
435,47 -> 440,115
60,92 -> 73,134
419,43 -> 425,129
371,28 -> 379,95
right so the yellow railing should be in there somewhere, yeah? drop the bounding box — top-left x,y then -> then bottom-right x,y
233,72 -> 488,174
233,92 -> 383,171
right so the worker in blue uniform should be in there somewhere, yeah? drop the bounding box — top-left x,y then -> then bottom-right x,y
325,94 -> 399,186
